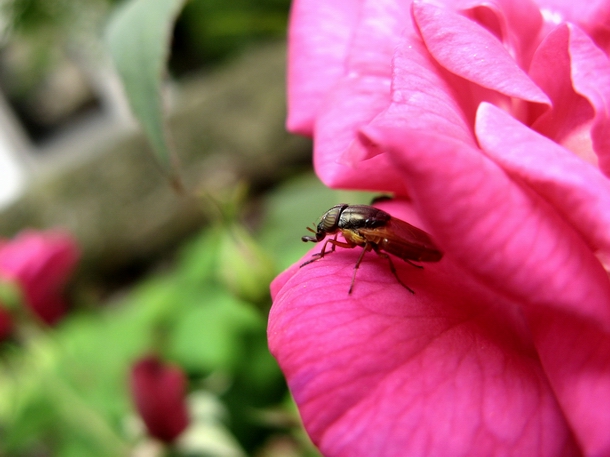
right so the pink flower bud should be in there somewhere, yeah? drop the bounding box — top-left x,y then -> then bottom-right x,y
0,230 -> 79,326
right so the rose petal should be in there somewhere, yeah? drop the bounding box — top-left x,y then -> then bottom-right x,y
529,23 -> 610,173
528,24 -> 598,166
381,33 -> 476,147
413,0 -> 550,105
476,102 -> 610,264
347,0 -> 414,74
311,0 -> 415,192
476,102 -> 610,455
569,25 -> 610,176
269,201 -> 577,456
526,308 -> 610,455
362,124 -> 610,327
286,0 -> 362,135
459,0 -> 543,68
312,75 -> 409,193
365,122 -> 610,454
532,0 -> 610,53
353,28 -> 479,170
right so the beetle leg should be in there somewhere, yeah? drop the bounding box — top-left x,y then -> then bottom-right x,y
373,247 -> 415,294
327,237 -> 353,250
312,236 -> 355,259
300,237 -> 347,267
325,234 -> 337,253
300,238 -> 331,267
300,236 -> 355,268
404,259 -> 424,269
321,234 -> 351,256
318,237 -> 334,257
348,242 -> 372,294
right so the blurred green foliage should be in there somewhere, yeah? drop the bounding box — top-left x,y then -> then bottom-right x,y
0,174 -> 373,456
173,0 -> 290,72
0,0 -> 375,455
1,0 -> 290,83
0,0 -> 291,141
103,0 -> 290,174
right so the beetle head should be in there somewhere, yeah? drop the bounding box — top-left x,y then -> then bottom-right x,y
301,226 -> 323,242
301,204 -> 348,243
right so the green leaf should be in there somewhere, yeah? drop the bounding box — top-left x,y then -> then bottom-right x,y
105,0 -> 187,172
168,287 -> 263,372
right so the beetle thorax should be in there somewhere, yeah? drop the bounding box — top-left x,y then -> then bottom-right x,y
338,205 -> 391,230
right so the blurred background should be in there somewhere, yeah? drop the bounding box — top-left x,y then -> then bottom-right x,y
0,0 -> 371,455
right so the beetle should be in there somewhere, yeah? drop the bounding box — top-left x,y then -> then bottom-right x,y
301,204 -> 442,294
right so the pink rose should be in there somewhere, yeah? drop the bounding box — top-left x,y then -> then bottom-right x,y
130,355 -> 190,443
270,1 -> 610,456
0,230 -> 79,327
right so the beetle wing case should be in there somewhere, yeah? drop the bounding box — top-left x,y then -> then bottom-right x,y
356,218 -> 443,262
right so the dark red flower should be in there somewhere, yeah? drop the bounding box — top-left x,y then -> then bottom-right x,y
0,306 -> 13,340
130,355 -> 189,443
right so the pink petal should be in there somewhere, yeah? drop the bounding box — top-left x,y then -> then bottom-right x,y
476,102 -> 610,455
476,102 -> 610,267
269,202 -> 577,456
459,0 -> 543,68
364,123 -> 610,454
526,308 -> 610,456
532,0 -> 610,53
529,24 -> 610,173
362,124 -> 610,327
312,75 -> 409,193
310,0 -> 414,192
528,25 -> 597,165
533,0 -> 610,22
347,0 -> 414,74
569,26 -> 610,177
413,0 -> 550,105
352,28 -> 479,167
286,0 -> 362,135
380,34 -> 476,149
